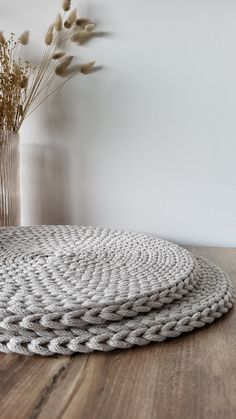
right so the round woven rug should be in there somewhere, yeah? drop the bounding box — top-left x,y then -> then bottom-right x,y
0,225 -> 198,327
0,225 -> 234,356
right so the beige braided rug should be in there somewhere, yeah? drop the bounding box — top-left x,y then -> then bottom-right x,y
0,225 -> 234,356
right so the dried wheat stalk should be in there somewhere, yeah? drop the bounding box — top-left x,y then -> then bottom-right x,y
20,31 -> 29,46
0,0 -> 99,133
55,55 -> 74,75
55,14 -> 63,32
63,0 -> 71,12
64,9 -> 77,29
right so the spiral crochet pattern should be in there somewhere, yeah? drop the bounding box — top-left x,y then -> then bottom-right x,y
0,225 -> 234,356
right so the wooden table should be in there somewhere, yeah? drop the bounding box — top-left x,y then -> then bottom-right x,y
0,246 -> 235,419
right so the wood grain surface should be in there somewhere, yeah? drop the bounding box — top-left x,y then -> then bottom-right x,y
0,246 -> 235,419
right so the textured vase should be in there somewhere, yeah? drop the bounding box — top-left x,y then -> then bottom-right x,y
0,130 -> 20,226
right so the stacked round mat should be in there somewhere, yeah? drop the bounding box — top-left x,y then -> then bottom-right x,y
0,225 -> 234,356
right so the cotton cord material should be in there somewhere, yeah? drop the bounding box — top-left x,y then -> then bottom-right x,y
0,225 -> 234,356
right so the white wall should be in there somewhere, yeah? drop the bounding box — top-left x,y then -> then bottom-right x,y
1,0 -> 236,246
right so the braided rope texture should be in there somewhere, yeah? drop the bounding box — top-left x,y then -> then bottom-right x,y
0,225 -> 234,356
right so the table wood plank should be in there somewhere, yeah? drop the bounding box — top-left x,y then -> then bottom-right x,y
0,354 -> 89,419
0,247 -> 235,419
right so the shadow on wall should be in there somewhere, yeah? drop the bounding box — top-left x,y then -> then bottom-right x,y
21,143 -> 72,225
21,76 -> 94,226
21,78 -> 75,225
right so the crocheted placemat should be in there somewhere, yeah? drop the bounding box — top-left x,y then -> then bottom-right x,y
0,256 -> 234,356
0,225 -> 198,328
0,226 -> 234,356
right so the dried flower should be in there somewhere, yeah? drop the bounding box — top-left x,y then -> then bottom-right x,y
0,2 -> 101,133
64,8 -> 77,29
52,51 -> 66,60
80,61 -> 95,75
63,0 -> 71,12
55,13 -> 63,31
45,24 -> 54,46
75,18 -> 91,28
55,55 -> 73,75
0,31 -> 6,45
21,76 -> 28,89
0,33 -> 34,131
85,23 -> 96,33
20,31 -> 30,46
13,62 -> 21,76
18,105 -> 23,117
71,30 -> 90,43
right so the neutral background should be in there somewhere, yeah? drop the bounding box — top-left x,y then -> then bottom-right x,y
1,0 -> 236,246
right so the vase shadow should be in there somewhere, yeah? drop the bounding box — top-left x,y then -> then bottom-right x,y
21,73 -> 93,227
20,143 -> 72,225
